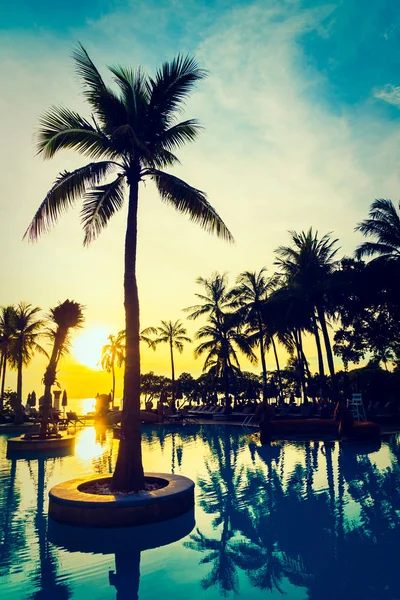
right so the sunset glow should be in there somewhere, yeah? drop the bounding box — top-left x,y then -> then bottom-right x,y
72,326 -> 110,370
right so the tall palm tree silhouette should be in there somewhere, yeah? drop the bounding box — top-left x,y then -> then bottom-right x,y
275,229 -> 339,399
194,313 -> 256,412
141,320 -> 191,410
100,330 -> 125,409
0,306 -> 17,410
229,268 -> 276,401
8,303 -> 45,424
25,46 -> 232,491
40,300 -> 84,437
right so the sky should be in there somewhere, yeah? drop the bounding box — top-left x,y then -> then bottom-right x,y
1,0 -> 400,400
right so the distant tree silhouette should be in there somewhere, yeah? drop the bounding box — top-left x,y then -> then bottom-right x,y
8,303 -> 45,424
101,330 -> 125,409
194,313 -> 256,413
274,229 -> 339,400
0,306 -> 17,411
229,268 -> 275,401
40,300 -> 84,437
141,320 -> 191,410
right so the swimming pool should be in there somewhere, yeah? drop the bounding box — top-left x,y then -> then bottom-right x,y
0,425 -> 399,599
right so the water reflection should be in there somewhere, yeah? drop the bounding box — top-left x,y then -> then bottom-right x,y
74,427 -> 109,461
48,510 -> 195,600
187,431 -> 400,599
1,428 -> 400,599
30,456 -> 72,600
2,449 -> 74,599
0,456 -> 27,577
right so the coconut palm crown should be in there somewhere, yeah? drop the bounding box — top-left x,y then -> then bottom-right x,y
24,45 -> 233,491
355,198 -> 400,263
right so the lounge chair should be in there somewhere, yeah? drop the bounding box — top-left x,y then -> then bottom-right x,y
66,411 -> 85,426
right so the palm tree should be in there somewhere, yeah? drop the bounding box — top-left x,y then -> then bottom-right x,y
0,306 -> 17,411
40,300 -> 84,437
229,269 -> 275,401
24,46 -> 232,491
355,199 -> 400,263
8,303 -> 45,424
194,313 -> 257,412
185,272 -> 231,325
264,285 -> 311,403
274,229 -> 339,400
100,330 -> 125,409
141,320 -> 191,411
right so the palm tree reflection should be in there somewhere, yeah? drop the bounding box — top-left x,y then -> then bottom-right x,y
48,510 -> 195,600
29,456 -> 71,600
187,431 -> 400,599
0,456 -> 27,577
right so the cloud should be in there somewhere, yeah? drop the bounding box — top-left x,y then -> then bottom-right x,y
374,84 -> 400,107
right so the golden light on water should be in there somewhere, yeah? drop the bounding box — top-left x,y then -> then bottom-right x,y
72,326 -> 110,370
74,427 -> 108,460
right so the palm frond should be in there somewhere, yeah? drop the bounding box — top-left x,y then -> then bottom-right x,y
108,65 -> 149,127
148,169 -> 233,242
24,162 -> 115,242
355,241 -> 400,260
37,106 -> 116,159
156,120 -> 202,152
148,55 -> 207,127
81,173 -> 125,245
355,199 -> 400,261
72,43 -> 127,131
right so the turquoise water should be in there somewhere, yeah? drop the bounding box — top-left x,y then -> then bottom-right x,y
1,425 -> 400,599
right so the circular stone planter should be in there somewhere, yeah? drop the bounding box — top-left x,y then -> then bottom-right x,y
48,472 -> 195,527
7,434 -> 75,453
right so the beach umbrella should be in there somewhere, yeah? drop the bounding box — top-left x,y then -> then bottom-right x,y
26,393 -> 31,408
31,391 -> 37,407
62,390 -> 68,414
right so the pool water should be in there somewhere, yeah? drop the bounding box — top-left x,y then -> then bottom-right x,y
1,425 -> 399,600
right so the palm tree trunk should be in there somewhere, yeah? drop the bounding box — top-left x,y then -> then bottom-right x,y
222,360 -> 231,414
40,341 -> 59,437
271,336 -> 284,402
312,311 -> 325,398
170,340 -> 176,412
112,362 -> 115,409
112,178 -> 145,492
317,306 -> 337,401
294,329 -> 307,404
257,316 -> 268,402
15,349 -> 24,424
0,350 -> 6,411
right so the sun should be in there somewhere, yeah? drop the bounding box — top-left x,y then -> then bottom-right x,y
72,325 -> 111,370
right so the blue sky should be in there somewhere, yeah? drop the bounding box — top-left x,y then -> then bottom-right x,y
1,0 -> 400,393
4,0 -> 400,112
